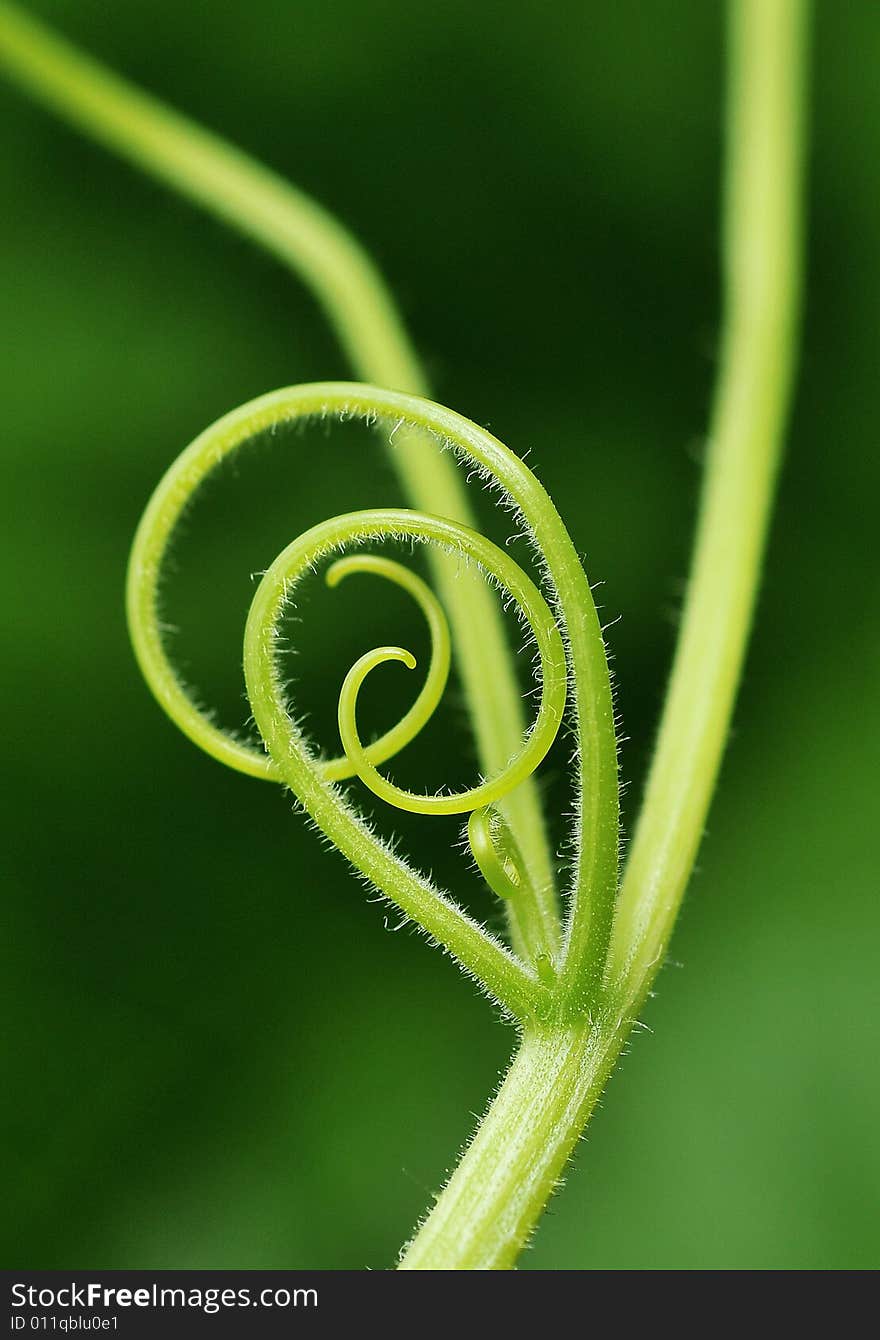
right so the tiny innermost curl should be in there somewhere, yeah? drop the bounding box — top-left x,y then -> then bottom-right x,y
319,553 -> 451,782
319,521 -> 566,819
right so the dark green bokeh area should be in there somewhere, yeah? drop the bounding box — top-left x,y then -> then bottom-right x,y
2,0 -> 877,1270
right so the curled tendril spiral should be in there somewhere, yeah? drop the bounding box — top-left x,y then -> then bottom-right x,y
127,382 -> 619,1021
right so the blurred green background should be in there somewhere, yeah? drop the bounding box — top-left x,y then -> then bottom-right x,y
2,0 -> 877,1270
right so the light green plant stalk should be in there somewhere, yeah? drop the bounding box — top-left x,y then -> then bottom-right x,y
0,0 -> 807,1269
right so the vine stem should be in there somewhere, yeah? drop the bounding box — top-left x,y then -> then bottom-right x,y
0,0 -> 559,961
607,0 -> 807,995
0,0 -> 809,1270
399,0 -> 807,1268
400,1018 -> 624,1271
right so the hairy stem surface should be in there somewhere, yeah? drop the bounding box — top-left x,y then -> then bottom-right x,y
400,1018 -> 623,1270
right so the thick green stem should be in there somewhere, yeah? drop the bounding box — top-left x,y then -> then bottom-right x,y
400,1016 -> 624,1270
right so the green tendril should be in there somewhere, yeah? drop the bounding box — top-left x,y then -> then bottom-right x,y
334,534 -> 565,817
321,555 -> 451,782
125,381 -> 618,1014
466,804 -> 557,968
467,807 -> 522,903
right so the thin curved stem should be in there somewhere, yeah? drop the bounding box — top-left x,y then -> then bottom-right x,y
321,555 -> 452,782
0,0 -> 560,960
607,0 -> 808,1001
335,540 -> 565,817
400,0 -> 807,1268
